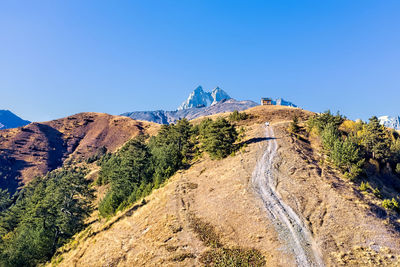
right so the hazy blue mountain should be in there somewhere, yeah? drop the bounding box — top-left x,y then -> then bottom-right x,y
0,110 -> 30,130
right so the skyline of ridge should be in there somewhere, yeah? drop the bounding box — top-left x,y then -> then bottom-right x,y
1,1 -> 399,121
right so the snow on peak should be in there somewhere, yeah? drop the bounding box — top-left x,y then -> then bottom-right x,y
378,115 -> 400,130
210,87 -> 231,105
178,86 -> 231,110
273,98 -> 297,107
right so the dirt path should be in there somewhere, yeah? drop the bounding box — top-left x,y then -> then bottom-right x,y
252,123 -> 324,267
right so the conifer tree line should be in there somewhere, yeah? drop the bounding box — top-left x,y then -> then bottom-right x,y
0,115 -> 242,266
0,167 -> 93,266
306,111 -> 400,180
98,117 -> 240,217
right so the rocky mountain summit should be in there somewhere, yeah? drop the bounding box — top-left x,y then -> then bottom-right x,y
177,86 -> 231,110
379,115 -> 400,130
0,110 -> 30,130
122,86 -> 297,124
122,99 -> 259,124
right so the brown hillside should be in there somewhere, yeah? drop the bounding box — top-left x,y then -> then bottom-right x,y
0,112 -> 159,193
50,105 -> 400,266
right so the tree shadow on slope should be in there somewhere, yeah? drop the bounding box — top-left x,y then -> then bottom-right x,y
0,155 -> 34,195
36,123 -> 68,170
240,137 -> 276,146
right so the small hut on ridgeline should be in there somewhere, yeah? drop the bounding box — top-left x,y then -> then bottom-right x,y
261,97 -> 272,105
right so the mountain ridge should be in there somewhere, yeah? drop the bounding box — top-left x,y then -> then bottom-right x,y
122,99 -> 259,124
0,112 -> 159,194
0,110 -> 30,130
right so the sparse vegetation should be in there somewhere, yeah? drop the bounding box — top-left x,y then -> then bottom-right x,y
188,214 -> 222,248
288,115 -> 300,135
199,247 -> 266,267
382,198 -> 400,212
359,181 -> 370,192
188,214 -> 265,266
170,252 -> 196,262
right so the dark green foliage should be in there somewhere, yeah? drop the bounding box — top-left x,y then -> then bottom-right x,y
319,122 -> 364,180
149,119 -> 195,186
288,115 -> 300,134
86,146 -> 108,164
98,118 -> 240,217
199,118 -> 238,159
308,111 -> 400,181
0,167 -> 93,267
98,136 -> 153,217
361,116 -> 391,161
98,119 -> 198,217
228,110 -> 248,122
0,189 -> 11,212
307,110 -> 345,134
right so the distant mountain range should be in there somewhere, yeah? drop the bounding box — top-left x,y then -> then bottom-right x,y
379,115 -> 400,130
122,86 -> 297,124
0,110 -> 30,130
122,99 -> 259,124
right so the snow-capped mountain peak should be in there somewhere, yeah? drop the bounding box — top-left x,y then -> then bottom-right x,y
378,115 -> 400,130
177,86 -> 231,110
210,87 -> 231,105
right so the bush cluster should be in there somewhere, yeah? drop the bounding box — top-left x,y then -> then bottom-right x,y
228,110 -> 248,122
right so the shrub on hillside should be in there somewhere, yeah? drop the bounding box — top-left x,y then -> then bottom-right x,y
228,110 -> 248,122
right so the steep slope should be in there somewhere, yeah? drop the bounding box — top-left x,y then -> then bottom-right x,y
253,124 -> 323,266
51,105 -> 400,267
0,112 -> 159,194
122,99 -> 258,124
0,110 -> 30,130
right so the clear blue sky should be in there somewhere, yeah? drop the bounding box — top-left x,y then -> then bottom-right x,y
1,1 -> 399,122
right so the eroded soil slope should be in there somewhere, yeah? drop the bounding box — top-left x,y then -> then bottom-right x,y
271,122 -> 400,266
0,112 -> 159,193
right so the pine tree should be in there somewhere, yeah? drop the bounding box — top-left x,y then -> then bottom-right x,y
361,116 -> 391,161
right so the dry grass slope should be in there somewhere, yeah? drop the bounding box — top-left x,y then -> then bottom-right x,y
48,105 -> 400,266
0,112 -> 159,192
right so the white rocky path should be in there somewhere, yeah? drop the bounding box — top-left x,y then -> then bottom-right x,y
252,122 -> 324,267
